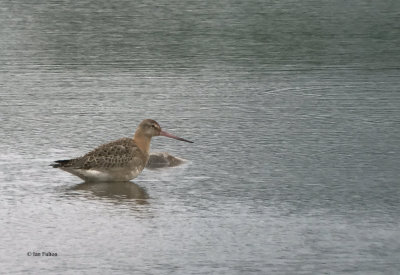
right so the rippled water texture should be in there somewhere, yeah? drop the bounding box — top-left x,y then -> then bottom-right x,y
1,0 -> 400,274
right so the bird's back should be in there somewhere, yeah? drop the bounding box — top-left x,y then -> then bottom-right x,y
52,138 -> 149,181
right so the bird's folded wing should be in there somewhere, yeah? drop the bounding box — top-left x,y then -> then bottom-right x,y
67,138 -> 142,169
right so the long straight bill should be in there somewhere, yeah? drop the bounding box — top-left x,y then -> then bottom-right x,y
160,130 -> 193,143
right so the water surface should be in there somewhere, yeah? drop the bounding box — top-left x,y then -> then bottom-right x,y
1,0 -> 399,274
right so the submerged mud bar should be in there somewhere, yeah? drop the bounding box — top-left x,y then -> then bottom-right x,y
146,152 -> 186,169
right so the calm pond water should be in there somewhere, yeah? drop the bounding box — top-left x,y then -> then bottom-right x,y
1,0 -> 400,274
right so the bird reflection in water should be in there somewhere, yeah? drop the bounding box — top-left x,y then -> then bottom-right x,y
68,181 -> 149,205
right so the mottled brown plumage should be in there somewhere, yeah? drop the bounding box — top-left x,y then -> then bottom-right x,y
51,119 -> 193,182
53,138 -> 147,169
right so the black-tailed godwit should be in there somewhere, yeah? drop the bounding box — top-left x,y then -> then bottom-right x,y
51,119 -> 193,182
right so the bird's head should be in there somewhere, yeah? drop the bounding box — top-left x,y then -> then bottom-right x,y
137,119 -> 193,143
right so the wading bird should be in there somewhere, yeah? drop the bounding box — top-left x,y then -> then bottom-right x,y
51,119 -> 193,182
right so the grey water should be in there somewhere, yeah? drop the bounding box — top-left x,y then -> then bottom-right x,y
1,0 -> 400,274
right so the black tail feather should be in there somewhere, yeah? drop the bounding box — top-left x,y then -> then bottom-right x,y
50,159 -> 71,168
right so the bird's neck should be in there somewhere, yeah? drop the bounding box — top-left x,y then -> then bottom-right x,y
133,132 -> 151,155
